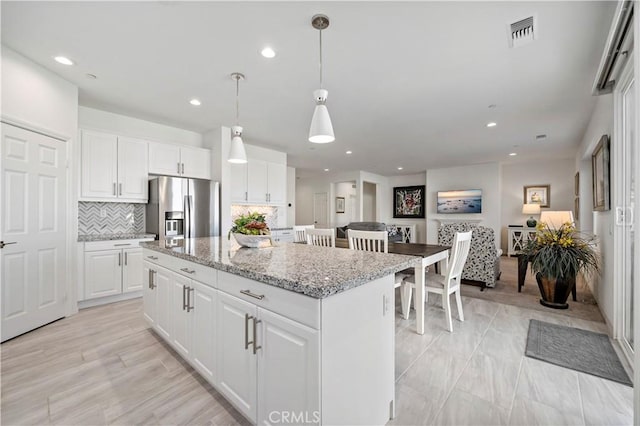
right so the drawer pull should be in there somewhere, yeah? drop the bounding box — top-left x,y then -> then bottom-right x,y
148,270 -> 156,289
114,243 -> 131,247
187,287 -> 194,312
180,267 -> 196,274
240,289 -> 265,300
182,285 -> 188,311
252,317 -> 262,354
147,255 -> 158,260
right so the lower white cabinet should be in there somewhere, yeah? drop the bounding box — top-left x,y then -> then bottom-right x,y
191,281 -> 217,383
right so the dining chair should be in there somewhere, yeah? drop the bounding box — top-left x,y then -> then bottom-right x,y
347,229 -> 411,318
293,224 -> 315,243
403,231 -> 473,332
306,228 -> 336,247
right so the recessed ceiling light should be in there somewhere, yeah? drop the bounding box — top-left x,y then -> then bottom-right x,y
85,73 -> 97,80
488,104 -> 497,109
509,152 -> 517,156
189,99 -> 202,106
486,122 -> 497,128
397,167 -> 403,170
324,168 -> 329,172
345,150 -> 352,155
260,47 -> 276,58
535,134 -> 548,140
54,56 -> 74,66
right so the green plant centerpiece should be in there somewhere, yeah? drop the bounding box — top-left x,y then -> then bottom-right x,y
229,212 -> 272,248
521,221 -> 599,309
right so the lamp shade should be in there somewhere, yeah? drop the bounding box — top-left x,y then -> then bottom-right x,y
522,203 -> 541,215
228,126 -> 247,164
309,89 -> 335,143
539,211 -> 574,229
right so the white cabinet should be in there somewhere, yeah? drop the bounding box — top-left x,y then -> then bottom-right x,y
171,272 -> 192,359
191,281 -> 217,383
154,265 -> 173,341
80,130 -> 148,202
143,261 -> 157,326
232,159 -> 287,205
507,226 -> 537,256
271,229 -> 294,243
82,239 -> 152,302
149,142 -> 211,179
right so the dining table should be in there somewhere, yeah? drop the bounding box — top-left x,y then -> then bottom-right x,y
334,238 -> 450,335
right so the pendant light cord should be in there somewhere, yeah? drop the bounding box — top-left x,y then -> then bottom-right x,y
235,77 -> 240,125
319,29 -> 323,89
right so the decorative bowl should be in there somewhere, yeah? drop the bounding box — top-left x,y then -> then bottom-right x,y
232,233 -> 273,248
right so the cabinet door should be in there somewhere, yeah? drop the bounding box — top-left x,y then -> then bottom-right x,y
257,308 -> 320,425
171,272 -> 192,359
230,163 -> 248,203
180,147 -> 211,179
148,141 -> 181,176
143,261 -> 157,326
191,281 -> 217,384
84,250 -> 122,299
154,265 -> 173,341
247,159 -> 268,204
123,248 -> 144,292
217,292 -> 257,423
267,162 -> 287,204
118,137 -> 148,201
81,130 -> 118,199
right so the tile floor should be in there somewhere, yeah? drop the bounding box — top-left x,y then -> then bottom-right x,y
1,294 -> 634,425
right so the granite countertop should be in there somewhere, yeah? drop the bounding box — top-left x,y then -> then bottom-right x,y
79,233 -> 156,242
141,237 -> 419,299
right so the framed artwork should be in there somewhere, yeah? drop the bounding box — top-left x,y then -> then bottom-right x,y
592,135 -> 610,211
523,185 -> 550,208
335,197 -> 345,213
574,172 -> 580,196
393,185 -> 425,218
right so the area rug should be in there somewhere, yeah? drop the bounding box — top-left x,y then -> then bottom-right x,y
525,319 -> 632,386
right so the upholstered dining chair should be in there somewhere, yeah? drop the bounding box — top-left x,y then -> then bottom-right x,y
403,231 -> 473,332
347,229 -> 411,318
293,224 -> 315,243
306,228 -> 336,247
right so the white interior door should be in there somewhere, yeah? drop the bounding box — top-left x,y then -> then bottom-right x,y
313,192 -> 328,227
1,123 -> 67,342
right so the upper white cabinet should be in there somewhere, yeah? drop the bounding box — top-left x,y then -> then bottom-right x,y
149,142 -> 211,180
80,130 -> 148,202
232,159 -> 287,205
230,163 -> 248,202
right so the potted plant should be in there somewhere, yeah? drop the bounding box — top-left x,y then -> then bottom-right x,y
521,221 -> 599,309
229,212 -> 272,248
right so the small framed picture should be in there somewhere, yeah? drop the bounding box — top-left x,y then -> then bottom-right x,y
393,185 -> 425,218
523,185 -> 550,208
592,135 -> 610,211
335,197 -> 345,213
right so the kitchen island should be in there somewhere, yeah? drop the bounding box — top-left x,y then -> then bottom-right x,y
141,237 -> 419,425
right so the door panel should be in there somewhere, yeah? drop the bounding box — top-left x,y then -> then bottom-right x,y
84,250 -> 121,299
148,141 -> 180,176
230,163 -> 247,202
171,272 -> 192,358
192,281 -> 217,383
154,265 -> 172,340
247,159 -> 268,204
143,261 -> 157,326
118,137 -> 148,200
180,146 -> 211,179
81,130 -> 118,199
1,124 -> 67,342
123,248 -> 144,292
267,162 -> 286,204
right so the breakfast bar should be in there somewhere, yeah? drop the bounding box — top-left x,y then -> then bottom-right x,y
141,237 -> 419,425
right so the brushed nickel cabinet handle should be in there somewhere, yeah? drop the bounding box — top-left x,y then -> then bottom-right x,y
147,255 -> 158,260
181,163 -> 185,174
119,183 -> 122,196
245,191 -> 247,201
244,313 -> 252,350
182,285 -> 187,311
178,162 -> 181,174
187,287 -> 194,312
118,252 -> 121,266
252,317 -> 262,355
124,252 -> 128,265
114,243 -> 131,247
180,267 -> 195,274
148,270 -> 156,289
240,289 -> 264,300
113,182 -> 116,195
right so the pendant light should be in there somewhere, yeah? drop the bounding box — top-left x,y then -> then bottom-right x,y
309,14 -> 335,143
228,72 -> 248,164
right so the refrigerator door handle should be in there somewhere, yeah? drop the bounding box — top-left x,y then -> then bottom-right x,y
184,194 -> 194,238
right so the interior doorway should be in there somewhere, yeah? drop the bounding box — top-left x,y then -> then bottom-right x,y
313,192 -> 328,227
363,182 -> 377,222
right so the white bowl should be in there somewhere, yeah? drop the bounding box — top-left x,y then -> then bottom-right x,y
232,233 -> 273,248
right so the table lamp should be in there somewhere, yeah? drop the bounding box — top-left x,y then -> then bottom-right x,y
539,211 -> 574,229
522,203 -> 541,227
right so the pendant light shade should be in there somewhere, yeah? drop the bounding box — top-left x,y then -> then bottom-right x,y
309,89 -> 334,143
228,73 -> 248,164
228,125 -> 247,164
309,14 -> 335,144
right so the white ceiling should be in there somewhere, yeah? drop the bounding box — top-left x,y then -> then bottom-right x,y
1,1 -> 615,178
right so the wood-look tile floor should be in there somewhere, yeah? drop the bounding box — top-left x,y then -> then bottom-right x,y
2,295 -> 633,425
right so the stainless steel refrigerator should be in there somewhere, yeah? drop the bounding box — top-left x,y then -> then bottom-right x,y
146,176 -> 220,241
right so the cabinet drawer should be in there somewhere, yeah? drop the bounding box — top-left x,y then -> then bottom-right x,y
217,271 -> 320,329
85,238 -> 153,252
143,249 -> 216,288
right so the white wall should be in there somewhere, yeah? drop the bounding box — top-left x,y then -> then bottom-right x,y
286,167 -> 296,227
362,182 -> 376,221
333,181 -> 356,227
78,106 -> 202,147
384,173 -> 427,243
426,163 -> 501,247
500,158 -> 575,253
296,171 -> 360,226
1,45 -> 79,315
576,94 -> 614,328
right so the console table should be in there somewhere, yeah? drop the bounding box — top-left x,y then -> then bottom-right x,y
507,226 -> 537,256
386,224 -> 417,243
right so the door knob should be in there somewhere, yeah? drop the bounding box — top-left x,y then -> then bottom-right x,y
0,241 -> 17,249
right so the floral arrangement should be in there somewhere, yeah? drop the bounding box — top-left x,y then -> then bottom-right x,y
522,222 -> 599,280
229,212 -> 270,238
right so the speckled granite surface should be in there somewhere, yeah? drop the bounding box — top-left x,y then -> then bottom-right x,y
141,237 -> 419,299
78,233 -> 156,242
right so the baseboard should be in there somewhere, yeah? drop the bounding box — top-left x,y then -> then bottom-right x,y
78,291 -> 142,309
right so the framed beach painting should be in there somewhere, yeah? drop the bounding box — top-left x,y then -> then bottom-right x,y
592,135 -> 610,211
523,185 -> 550,208
393,185 -> 425,218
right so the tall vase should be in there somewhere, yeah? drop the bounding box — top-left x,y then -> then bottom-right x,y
535,273 -> 576,309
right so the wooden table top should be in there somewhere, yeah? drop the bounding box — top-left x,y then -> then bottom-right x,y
334,238 -> 449,258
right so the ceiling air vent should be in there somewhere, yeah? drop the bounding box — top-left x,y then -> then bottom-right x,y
508,16 -> 536,48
